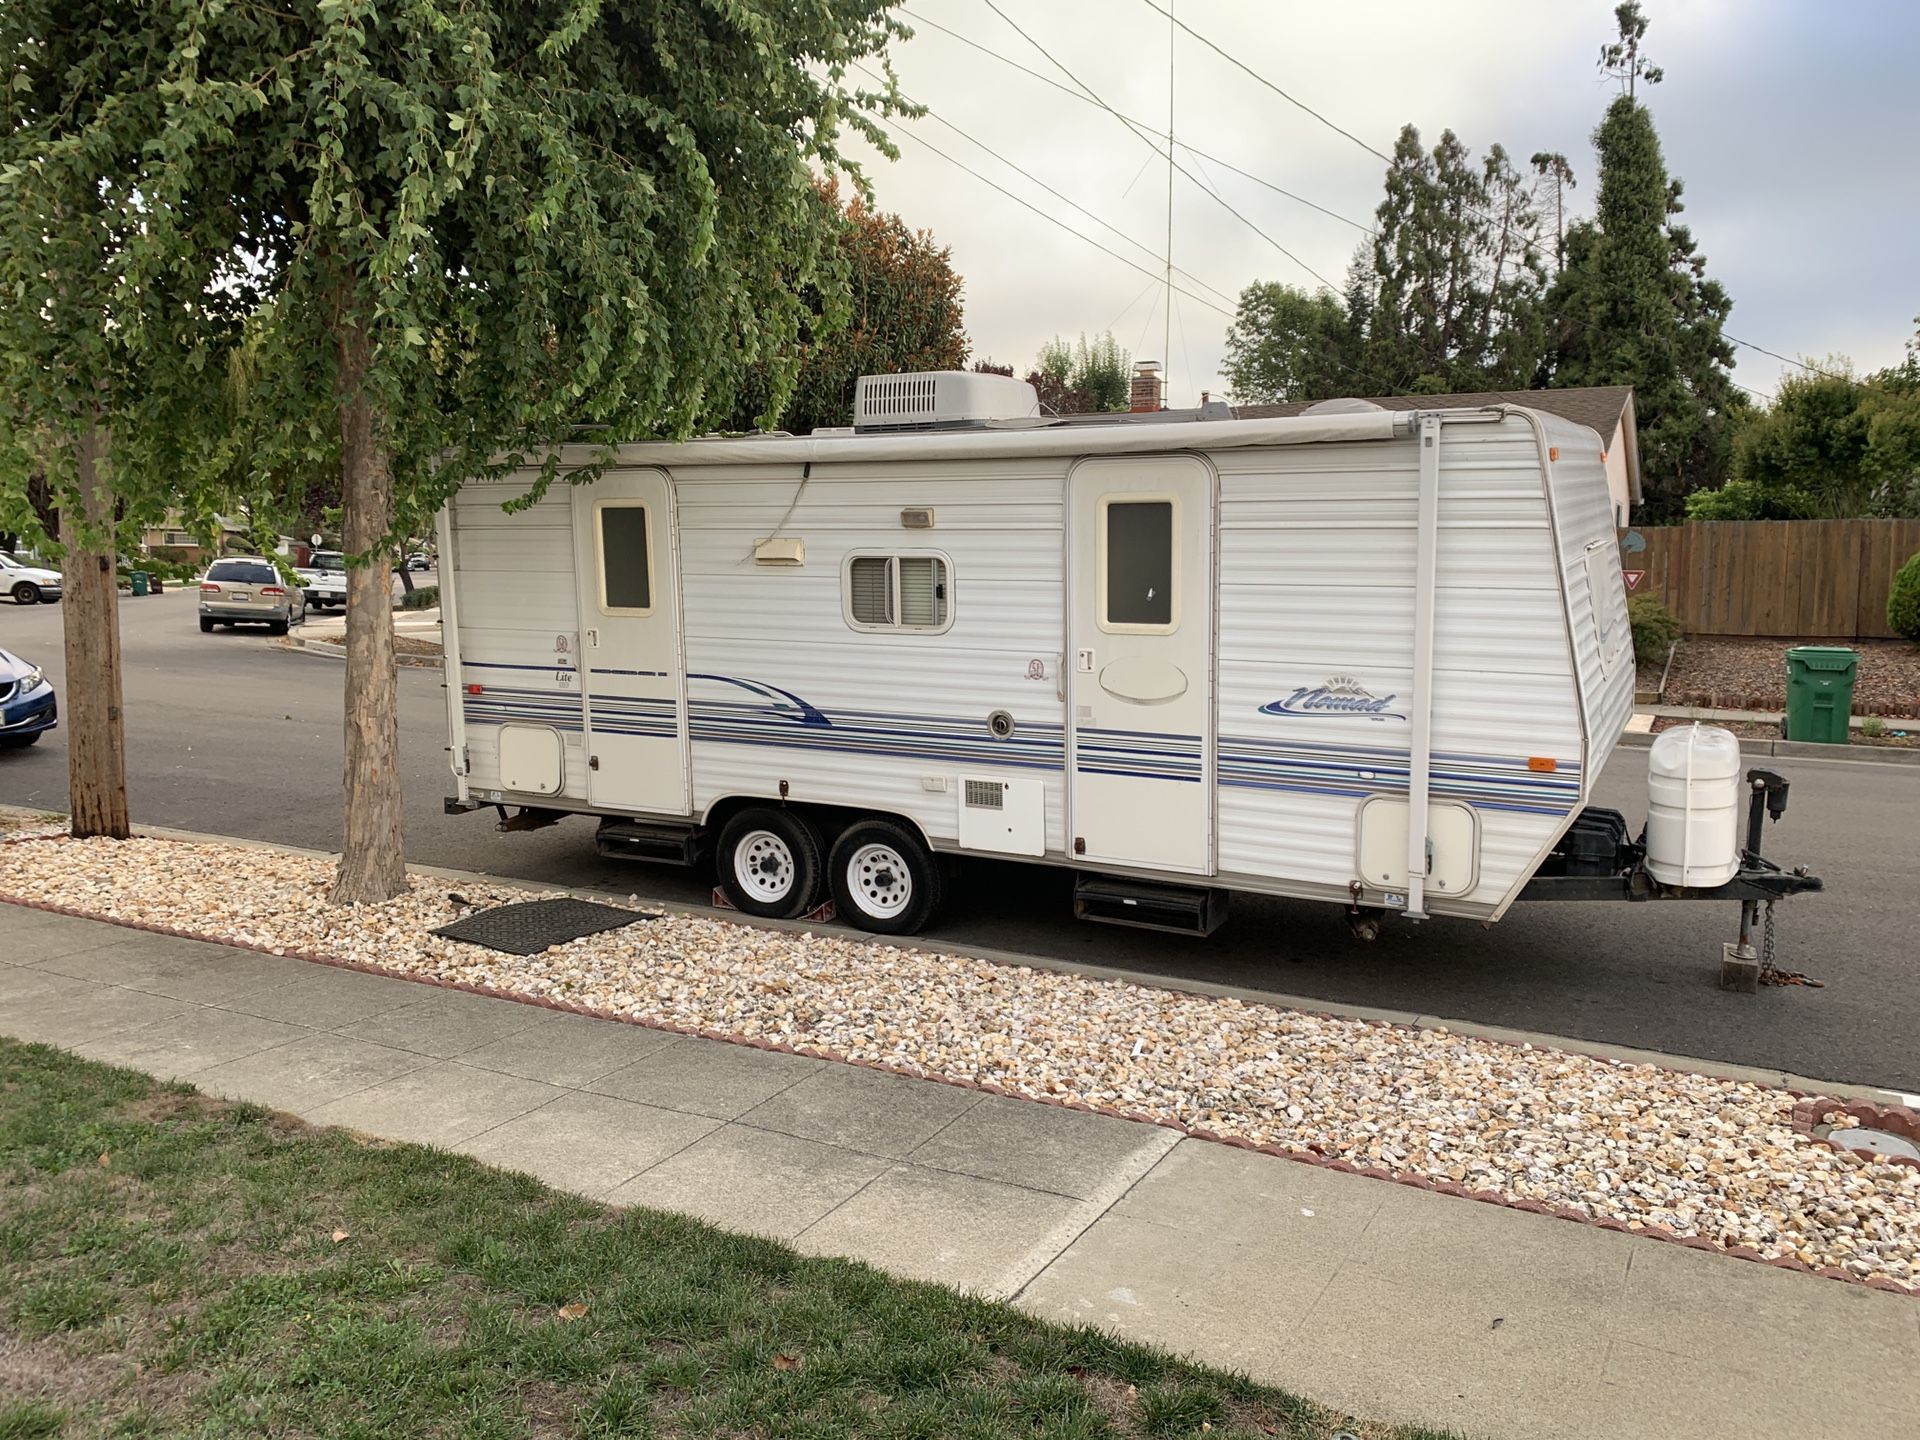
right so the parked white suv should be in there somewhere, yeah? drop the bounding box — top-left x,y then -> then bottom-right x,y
1,552 -> 62,605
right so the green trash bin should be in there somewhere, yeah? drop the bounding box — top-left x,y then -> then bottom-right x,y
1784,646 -> 1859,744
129,570 -> 149,597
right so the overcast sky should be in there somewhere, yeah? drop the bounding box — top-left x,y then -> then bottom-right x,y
843,0 -> 1919,406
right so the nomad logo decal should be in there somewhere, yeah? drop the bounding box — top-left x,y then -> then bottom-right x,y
1261,675 -> 1406,722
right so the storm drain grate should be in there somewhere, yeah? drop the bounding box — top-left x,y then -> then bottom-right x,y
433,898 -> 657,956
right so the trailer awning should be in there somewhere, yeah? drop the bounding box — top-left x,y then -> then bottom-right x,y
517,408 -> 1417,472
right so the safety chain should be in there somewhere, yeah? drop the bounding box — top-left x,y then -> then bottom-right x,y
1761,899 -> 1779,978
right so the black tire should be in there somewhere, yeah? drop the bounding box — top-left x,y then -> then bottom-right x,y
268,618 -> 289,636
0,731 -> 41,748
198,616 -> 215,633
715,807 -> 824,920
11,582 -> 38,605
828,819 -> 942,935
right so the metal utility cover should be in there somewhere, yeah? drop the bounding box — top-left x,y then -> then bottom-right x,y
434,898 -> 655,956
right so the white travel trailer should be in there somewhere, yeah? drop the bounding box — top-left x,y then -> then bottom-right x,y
437,372 -> 1818,958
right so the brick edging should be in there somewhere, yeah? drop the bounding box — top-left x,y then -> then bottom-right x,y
0,833 -> 1914,1300
1793,1096 -> 1920,1172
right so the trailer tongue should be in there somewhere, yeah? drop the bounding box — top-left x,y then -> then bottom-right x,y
1517,761 -> 1823,992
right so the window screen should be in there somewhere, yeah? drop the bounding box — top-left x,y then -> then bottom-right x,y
846,554 -> 949,631
1104,500 -> 1174,628
897,556 -> 946,627
849,557 -> 893,625
598,505 -> 652,612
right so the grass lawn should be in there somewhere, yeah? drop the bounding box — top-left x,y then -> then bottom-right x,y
0,1040 -> 1455,1440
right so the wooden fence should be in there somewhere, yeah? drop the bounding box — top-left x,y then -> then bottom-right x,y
1618,519 -> 1920,638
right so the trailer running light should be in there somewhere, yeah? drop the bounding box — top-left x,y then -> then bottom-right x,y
1528,756 -> 1558,773
464,684 -> 485,695
1548,446 -> 1560,460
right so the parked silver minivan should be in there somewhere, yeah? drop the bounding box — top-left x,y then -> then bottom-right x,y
199,557 -> 306,634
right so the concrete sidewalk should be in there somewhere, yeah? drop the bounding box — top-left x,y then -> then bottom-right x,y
2,902 -> 1914,1439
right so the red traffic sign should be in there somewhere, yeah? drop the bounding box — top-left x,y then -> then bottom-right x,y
1622,569 -> 1646,592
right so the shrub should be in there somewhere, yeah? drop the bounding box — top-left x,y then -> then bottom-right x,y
1627,592 -> 1682,658
401,584 -> 438,611
1889,551 -> 1920,641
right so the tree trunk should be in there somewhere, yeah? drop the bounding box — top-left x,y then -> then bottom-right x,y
59,423 -> 130,840
330,303 -> 408,904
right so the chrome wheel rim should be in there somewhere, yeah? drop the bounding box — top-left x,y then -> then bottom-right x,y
734,830 -> 796,904
848,842 -> 912,918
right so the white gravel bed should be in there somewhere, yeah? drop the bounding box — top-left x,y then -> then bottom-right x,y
3,834 -> 1916,1292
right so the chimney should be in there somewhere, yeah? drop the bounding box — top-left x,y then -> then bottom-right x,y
1130,360 -> 1164,413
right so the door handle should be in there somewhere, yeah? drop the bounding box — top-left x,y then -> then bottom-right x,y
586,628 -> 600,647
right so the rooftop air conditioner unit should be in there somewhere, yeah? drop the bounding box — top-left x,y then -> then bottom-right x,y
853,371 -> 1040,432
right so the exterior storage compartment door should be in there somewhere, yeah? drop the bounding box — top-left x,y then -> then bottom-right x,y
573,468 -> 688,814
1067,455 -> 1214,874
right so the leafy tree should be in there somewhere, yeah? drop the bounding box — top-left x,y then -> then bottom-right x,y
1687,343 -> 1920,520
1222,283 -> 1358,404
1026,332 -> 1131,414
139,0 -> 906,901
731,182 -> 968,434
1549,7 -> 1743,520
0,1 -> 243,838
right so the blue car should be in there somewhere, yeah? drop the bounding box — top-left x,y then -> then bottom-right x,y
0,648 -> 57,747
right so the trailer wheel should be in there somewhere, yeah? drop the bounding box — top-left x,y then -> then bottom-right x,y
716,808 -> 823,920
829,819 -> 941,935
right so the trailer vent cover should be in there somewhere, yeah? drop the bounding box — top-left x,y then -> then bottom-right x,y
965,779 -> 1006,809
433,898 -> 657,956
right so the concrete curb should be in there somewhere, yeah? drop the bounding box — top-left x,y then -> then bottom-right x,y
278,634 -> 442,669
1616,728 -> 1920,765
3,825 -> 1916,1300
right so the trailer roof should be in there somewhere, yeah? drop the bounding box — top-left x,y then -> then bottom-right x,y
536,406 -> 1443,470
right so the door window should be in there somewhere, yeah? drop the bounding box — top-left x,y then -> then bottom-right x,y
1100,497 -> 1176,632
596,502 -> 653,614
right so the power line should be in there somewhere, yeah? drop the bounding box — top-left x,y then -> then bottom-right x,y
899,8 -> 1374,235
1133,0 -> 1393,165
884,125 -> 1235,320
1127,0 -> 1822,382
975,0 -> 1340,292
855,63 -> 1238,309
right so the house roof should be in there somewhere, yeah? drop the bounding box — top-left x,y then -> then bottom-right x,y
1233,385 -> 1640,501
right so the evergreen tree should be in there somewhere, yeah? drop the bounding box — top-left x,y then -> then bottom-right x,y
1351,128 -> 1548,393
1550,9 -> 1743,520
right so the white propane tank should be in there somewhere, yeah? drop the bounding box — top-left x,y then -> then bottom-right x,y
1645,724 -> 1743,887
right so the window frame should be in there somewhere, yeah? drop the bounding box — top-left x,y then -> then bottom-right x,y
841,549 -> 955,635
1095,493 -> 1180,635
592,499 -> 656,617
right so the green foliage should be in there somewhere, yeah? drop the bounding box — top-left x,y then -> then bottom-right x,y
1549,89 -> 1744,519
1223,282 -> 1359,403
1360,129 -> 1551,395
1027,331 -> 1132,414
141,0 -> 913,536
1685,359 -> 1920,520
1224,127 -> 1552,405
1628,591 -> 1682,657
1888,551 -> 1920,642
1860,716 -> 1888,739
0,1 -> 242,553
400,585 -> 439,611
731,181 -> 969,434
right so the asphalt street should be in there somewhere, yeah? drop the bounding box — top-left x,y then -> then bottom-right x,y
4,587 -> 1916,1091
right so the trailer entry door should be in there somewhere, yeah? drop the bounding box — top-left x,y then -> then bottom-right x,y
1068,455 -> 1214,874
574,467 -> 688,815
